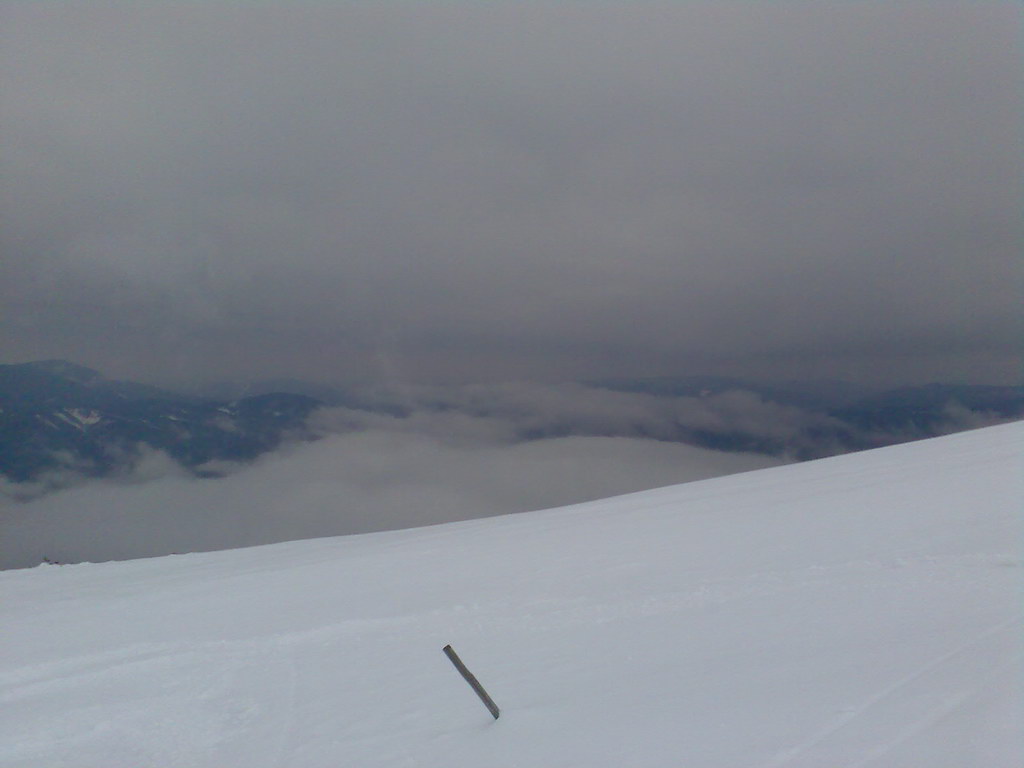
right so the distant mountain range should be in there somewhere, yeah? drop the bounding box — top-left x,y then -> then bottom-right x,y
588,375 -> 878,410
591,375 -> 1024,455
0,360 -> 322,485
829,383 -> 1024,432
1,361 -> 1022,491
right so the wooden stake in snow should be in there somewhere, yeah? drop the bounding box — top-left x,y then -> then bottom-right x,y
443,644 -> 500,720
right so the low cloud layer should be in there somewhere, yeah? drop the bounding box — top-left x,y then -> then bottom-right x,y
316,382 -> 848,453
5,372 -> 1021,568
0,420 -> 781,569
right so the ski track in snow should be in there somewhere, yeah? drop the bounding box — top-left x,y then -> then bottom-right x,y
758,618 -> 1020,768
845,654 -> 1020,768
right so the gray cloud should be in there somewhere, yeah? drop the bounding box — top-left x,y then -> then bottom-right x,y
0,379 -> 819,503
2,4 -> 1020,385
322,381 -> 842,448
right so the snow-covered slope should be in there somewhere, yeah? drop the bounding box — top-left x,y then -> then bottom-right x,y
2,422 -> 1021,767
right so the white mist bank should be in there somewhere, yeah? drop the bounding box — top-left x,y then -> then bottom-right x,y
0,429 -> 782,569
1,422 -> 1020,767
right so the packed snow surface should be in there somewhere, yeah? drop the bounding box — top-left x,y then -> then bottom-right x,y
2,422 -> 1021,767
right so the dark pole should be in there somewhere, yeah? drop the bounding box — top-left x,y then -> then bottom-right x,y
443,644 -> 500,720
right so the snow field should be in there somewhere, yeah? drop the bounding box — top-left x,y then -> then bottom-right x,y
1,422 -> 1021,766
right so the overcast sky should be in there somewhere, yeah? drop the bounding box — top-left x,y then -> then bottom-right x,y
2,3 -> 1020,387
